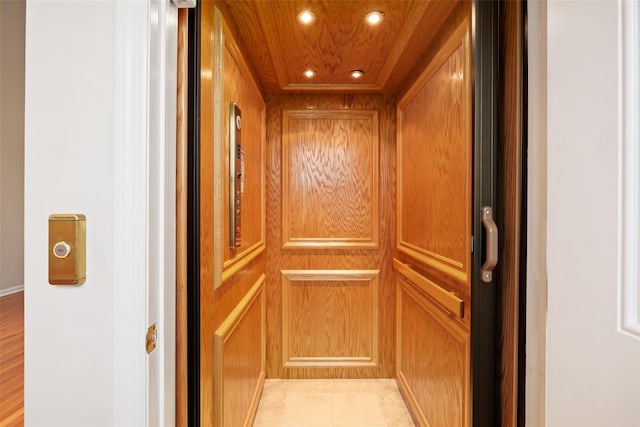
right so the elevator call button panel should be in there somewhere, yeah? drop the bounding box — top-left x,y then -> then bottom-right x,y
48,214 -> 86,285
229,103 -> 242,249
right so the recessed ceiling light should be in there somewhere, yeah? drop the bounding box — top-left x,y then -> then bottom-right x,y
365,10 -> 384,25
303,69 -> 316,78
350,69 -> 364,79
297,10 -> 316,25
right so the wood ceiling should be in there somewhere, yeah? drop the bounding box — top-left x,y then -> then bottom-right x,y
221,0 -> 460,94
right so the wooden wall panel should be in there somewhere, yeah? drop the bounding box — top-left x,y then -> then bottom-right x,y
395,7 -> 472,426
397,275 -> 470,427
214,276 -> 265,427
266,94 -> 396,379
281,270 -> 379,367
219,13 -> 266,284
199,3 -> 266,427
282,110 -> 379,249
396,18 -> 472,308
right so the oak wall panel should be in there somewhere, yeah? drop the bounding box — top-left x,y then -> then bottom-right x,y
397,274 -> 470,427
282,110 -> 379,249
281,270 -> 379,368
199,4 -> 267,427
214,275 -> 266,427
396,18 -> 471,304
266,94 -> 396,379
219,19 -> 266,285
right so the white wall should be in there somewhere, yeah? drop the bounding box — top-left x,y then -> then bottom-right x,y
537,0 -> 640,425
24,1 -> 116,424
0,0 -> 25,296
24,0 -> 176,425
526,1 -> 547,425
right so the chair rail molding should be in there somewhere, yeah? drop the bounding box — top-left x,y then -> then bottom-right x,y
619,0 -> 640,339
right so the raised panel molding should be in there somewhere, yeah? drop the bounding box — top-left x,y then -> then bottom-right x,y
396,20 -> 472,286
209,7 -> 266,288
620,0 -> 640,339
214,275 -> 266,427
282,110 -> 379,249
281,270 -> 380,368
396,275 -> 470,427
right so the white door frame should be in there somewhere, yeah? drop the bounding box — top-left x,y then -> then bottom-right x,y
113,0 -> 177,425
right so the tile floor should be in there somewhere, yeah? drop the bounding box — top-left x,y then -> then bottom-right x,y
252,379 -> 416,427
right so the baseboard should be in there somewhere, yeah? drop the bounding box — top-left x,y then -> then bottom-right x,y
0,284 -> 24,297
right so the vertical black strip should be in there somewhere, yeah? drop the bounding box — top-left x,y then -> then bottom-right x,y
518,1 -> 529,425
471,1 -> 498,426
187,4 -> 201,427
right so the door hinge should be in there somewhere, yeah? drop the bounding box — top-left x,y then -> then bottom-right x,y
146,323 -> 157,354
471,235 -> 475,253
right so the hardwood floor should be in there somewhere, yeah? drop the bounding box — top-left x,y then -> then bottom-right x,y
0,291 -> 24,427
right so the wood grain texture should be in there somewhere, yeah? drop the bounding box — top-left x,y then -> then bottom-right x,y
393,259 -> 464,319
396,277 -> 470,427
397,18 -> 472,305
497,2 -> 524,426
199,3 -> 267,426
394,9 -> 472,427
282,110 -> 379,249
219,13 -> 266,284
281,270 -> 379,367
0,292 -> 23,427
222,0 -> 460,93
266,94 -> 396,379
214,275 -> 265,427
175,8 -> 188,427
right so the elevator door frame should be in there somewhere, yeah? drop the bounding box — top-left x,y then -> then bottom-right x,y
181,1 -> 521,426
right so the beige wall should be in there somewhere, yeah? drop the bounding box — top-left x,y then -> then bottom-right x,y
0,0 -> 25,295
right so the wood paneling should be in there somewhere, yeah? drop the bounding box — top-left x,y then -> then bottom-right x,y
214,275 -> 266,427
222,0 -> 460,93
282,110 -> 379,249
176,8 -> 188,427
219,9 -> 267,286
281,270 -> 379,367
0,292 -> 23,427
393,259 -> 464,319
200,3 -> 267,426
395,10 -> 472,427
397,19 -> 472,301
498,1 -> 525,426
397,276 -> 470,427
266,94 -> 396,379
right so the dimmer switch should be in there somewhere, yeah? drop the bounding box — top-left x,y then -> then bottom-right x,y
49,214 -> 86,285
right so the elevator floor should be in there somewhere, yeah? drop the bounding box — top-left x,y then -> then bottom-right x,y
252,379 -> 415,427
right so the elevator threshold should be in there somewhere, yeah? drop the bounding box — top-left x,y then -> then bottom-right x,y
253,379 -> 415,427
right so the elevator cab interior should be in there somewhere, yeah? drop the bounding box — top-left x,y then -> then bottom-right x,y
183,1 -> 525,426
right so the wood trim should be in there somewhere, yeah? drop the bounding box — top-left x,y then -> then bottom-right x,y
397,17 -> 470,108
498,1 -> 525,426
211,7 -> 225,288
175,8 -> 188,427
213,274 -> 266,427
281,269 -> 380,368
221,242 -> 265,284
393,258 -> 464,319
281,109 -> 380,249
396,18 -> 472,286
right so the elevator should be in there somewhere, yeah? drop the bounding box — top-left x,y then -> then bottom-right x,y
180,1 -> 525,426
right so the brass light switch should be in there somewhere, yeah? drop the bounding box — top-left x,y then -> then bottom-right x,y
48,214 -> 86,285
